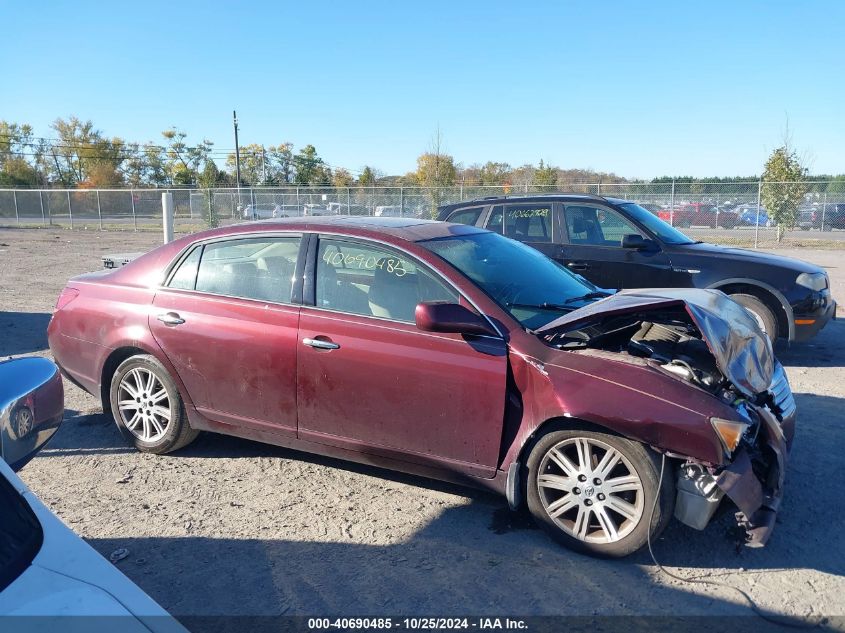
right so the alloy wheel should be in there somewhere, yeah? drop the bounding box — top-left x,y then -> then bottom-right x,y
536,437 -> 645,544
116,367 -> 171,442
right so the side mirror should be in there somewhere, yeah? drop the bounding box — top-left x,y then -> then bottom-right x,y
621,234 -> 657,250
1,357 -> 64,472
415,302 -> 497,337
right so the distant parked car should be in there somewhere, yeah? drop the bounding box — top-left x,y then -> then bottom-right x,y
302,203 -> 330,216
326,202 -> 371,215
637,203 -> 662,215
243,203 -> 283,220
374,205 -> 409,217
658,203 -> 738,228
798,203 -> 845,231
736,206 -> 771,227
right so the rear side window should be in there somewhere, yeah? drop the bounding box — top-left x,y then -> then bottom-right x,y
484,205 -> 505,234
167,246 -> 202,290
446,206 -> 484,226
565,205 -> 643,246
503,204 -> 552,242
192,237 -> 301,303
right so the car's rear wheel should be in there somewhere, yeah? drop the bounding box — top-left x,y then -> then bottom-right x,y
109,354 -> 198,454
524,427 -> 673,558
729,293 -> 778,340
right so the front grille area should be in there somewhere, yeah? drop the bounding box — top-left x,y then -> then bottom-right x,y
769,363 -> 796,421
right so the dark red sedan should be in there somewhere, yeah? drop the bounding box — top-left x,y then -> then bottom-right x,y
48,217 -> 795,557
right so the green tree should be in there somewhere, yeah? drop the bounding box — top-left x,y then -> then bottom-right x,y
761,145 -> 808,241
332,168 -> 353,187
358,165 -> 377,186
51,117 -> 124,186
479,161 -> 511,185
162,128 -> 213,185
826,175 -> 845,196
533,160 -> 557,187
414,129 -> 456,217
294,144 -> 328,185
226,143 -> 266,185
266,142 -> 294,184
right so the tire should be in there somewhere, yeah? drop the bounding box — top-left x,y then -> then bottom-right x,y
524,426 -> 674,558
109,354 -> 198,454
729,293 -> 778,340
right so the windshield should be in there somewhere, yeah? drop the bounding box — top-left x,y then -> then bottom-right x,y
619,203 -> 696,245
420,232 -> 599,329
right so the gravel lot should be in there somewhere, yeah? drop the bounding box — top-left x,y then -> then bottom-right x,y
1,227 -> 844,624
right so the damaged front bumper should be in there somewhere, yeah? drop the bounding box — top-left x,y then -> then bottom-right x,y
675,363 -> 796,547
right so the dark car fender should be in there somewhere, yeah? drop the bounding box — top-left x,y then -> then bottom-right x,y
499,346 -> 737,505
706,277 -> 795,340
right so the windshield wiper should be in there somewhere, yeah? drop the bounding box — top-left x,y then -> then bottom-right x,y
506,301 -> 575,312
564,291 -> 612,304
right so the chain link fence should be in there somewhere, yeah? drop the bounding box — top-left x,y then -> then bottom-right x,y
1,182 -> 843,248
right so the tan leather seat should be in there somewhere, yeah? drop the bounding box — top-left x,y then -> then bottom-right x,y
368,257 -> 419,321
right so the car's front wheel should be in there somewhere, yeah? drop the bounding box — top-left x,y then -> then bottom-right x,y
729,293 -> 778,340
109,354 -> 198,454
525,427 -> 673,558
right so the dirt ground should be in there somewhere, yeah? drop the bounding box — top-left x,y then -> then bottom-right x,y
1,227 -> 844,623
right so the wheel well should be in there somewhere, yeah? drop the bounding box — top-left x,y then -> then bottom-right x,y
100,346 -> 146,411
715,282 -> 788,337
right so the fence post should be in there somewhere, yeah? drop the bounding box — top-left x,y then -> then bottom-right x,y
67,191 -> 73,229
347,187 -> 351,213
296,186 -> 300,213
189,192 -> 194,219
754,179 -> 762,248
207,189 -> 214,226
39,190 -> 46,226
459,182 -> 463,200
162,192 -> 174,244
130,189 -> 137,231
669,179 -> 675,226
597,181 -> 601,197
400,187 -> 404,216
13,190 -> 19,224
821,191 -> 828,231
96,190 -> 103,230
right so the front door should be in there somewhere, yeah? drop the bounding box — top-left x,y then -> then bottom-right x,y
296,236 -> 508,477
557,203 -> 673,290
150,235 -> 302,435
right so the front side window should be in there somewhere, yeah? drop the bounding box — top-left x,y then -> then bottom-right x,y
421,232 -> 596,329
503,204 -> 552,242
484,205 -> 505,234
192,236 -> 300,303
565,205 -> 643,246
316,239 -> 457,322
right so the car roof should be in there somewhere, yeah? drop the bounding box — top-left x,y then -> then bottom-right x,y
439,193 -> 631,210
216,215 -> 487,242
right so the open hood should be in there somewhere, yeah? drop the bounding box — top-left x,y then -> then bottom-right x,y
538,288 -> 775,397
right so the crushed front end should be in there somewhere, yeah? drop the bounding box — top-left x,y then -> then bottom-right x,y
536,288 -> 796,547
675,362 -> 795,546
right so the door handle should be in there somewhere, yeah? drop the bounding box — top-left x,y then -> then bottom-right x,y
566,262 -> 589,271
157,312 -> 185,326
302,337 -> 340,350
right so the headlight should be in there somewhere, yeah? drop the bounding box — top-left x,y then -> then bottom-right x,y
796,272 -> 827,291
710,417 -> 750,457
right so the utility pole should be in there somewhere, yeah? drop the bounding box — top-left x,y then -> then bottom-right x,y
262,147 -> 266,184
233,110 -> 242,212
233,110 -> 242,185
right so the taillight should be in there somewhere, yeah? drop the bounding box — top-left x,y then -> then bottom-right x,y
55,287 -> 79,312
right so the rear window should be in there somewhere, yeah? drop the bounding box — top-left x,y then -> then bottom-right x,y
0,474 -> 43,592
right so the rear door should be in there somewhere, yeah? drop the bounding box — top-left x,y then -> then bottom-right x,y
558,203 -> 673,289
296,236 -> 508,476
149,234 -> 303,435
483,202 -> 557,259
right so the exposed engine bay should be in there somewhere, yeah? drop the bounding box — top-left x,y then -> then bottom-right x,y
542,307 -> 736,399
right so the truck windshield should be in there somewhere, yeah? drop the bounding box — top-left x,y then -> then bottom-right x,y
421,232 -> 601,329
620,203 -> 697,245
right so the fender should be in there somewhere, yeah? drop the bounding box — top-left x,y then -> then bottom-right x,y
500,347 -> 735,475
707,277 -> 795,341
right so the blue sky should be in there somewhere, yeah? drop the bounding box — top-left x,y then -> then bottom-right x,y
2,1 -> 842,178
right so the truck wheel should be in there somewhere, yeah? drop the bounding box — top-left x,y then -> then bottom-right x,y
729,293 -> 778,340
524,427 -> 674,558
